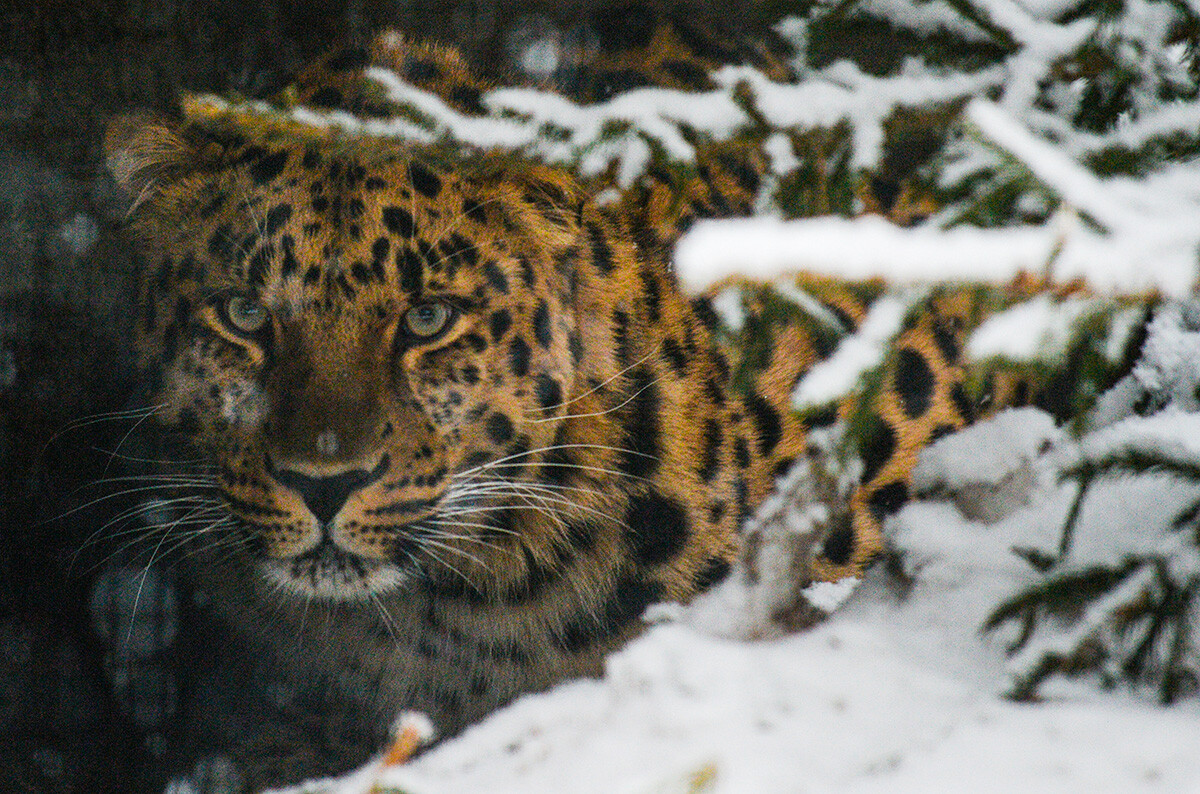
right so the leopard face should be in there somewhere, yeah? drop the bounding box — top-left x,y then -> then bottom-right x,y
116,122 -> 604,601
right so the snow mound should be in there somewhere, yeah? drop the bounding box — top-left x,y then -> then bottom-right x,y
284,397 -> 1200,793
911,407 -> 1062,524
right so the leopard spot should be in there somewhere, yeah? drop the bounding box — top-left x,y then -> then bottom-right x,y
866,480 -> 909,523
895,347 -> 935,420
404,58 -> 440,82
408,161 -> 442,199
625,491 -> 689,565
382,206 -> 416,237
746,392 -> 782,456
462,197 -> 487,222
484,260 -> 509,294
586,221 -> 614,274
931,320 -> 960,362
660,337 -> 687,376
485,412 -> 513,445
310,87 -> 343,107
860,415 -> 896,485
698,419 -> 722,482
489,309 -> 511,341
619,367 -> 660,478
733,435 -> 750,469
661,59 -> 712,90
449,84 -> 485,114
533,300 -> 552,349
694,556 -> 732,592
535,374 -> 562,411
821,517 -> 856,566
395,246 -> 423,294
248,149 -> 289,185
508,336 -> 531,377
327,47 -> 369,71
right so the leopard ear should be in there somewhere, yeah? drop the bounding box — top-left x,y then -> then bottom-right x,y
104,113 -> 199,215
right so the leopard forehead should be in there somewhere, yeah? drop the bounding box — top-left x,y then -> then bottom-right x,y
165,139 -> 568,318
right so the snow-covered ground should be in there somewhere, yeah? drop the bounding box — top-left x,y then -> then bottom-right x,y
271,275 -> 1200,793
282,402 -> 1200,794
378,580 -> 1200,793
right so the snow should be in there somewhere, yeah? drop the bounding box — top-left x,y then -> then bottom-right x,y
802,577 -> 860,612
675,202 -> 1198,298
790,293 -> 917,409
1090,302 -> 1200,428
674,215 -> 1063,293
673,93 -> 1200,299
910,407 -> 1060,492
966,295 -> 1099,362
293,573 -> 1200,793
721,61 -> 1005,169
281,400 -> 1200,794
1078,413 -> 1200,474
965,101 -> 1123,230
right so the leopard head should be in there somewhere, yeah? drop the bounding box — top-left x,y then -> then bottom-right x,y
107,109 -> 601,600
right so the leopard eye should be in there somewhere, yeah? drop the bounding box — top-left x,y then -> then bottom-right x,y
223,295 -> 270,335
403,302 -> 453,340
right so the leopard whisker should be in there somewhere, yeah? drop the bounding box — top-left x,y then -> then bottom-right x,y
125,513 -> 191,645
416,532 -> 490,568
87,472 -> 217,486
368,592 -> 399,640
104,403 -> 170,474
427,511 -> 521,537
470,460 -> 653,484
422,519 -> 515,554
76,504 -> 227,560
85,502 -> 234,573
441,482 -> 574,520
525,371 -> 666,423
138,521 -> 237,569
460,481 -> 577,518
442,476 -> 620,525
90,447 -> 209,466
454,442 -> 655,478
524,343 -> 662,415
47,402 -> 167,445
51,483 -> 219,526
422,192 -> 510,273
411,532 -> 480,587
98,493 -> 223,531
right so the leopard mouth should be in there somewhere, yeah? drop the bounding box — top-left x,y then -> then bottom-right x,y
259,537 -> 409,600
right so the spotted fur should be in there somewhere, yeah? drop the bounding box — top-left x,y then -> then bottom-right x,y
108,99 -> 806,784
104,13 -> 1142,789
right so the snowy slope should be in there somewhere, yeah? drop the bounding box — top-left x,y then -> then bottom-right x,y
291,475 -> 1200,793
278,364 -> 1200,794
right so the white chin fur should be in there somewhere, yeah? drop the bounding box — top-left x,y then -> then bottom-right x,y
260,558 -> 408,601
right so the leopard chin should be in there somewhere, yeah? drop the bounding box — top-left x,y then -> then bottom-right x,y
260,542 -> 409,600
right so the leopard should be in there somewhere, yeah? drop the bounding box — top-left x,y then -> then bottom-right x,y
101,7 -> 1142,791
107,106 -> 807,787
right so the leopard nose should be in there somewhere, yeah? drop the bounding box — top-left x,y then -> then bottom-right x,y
269,455 -> 389,525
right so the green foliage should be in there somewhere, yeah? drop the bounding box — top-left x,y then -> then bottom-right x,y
775,124 -> 858,218
985,441 -> 1200,702
987,552 -> 1200,704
